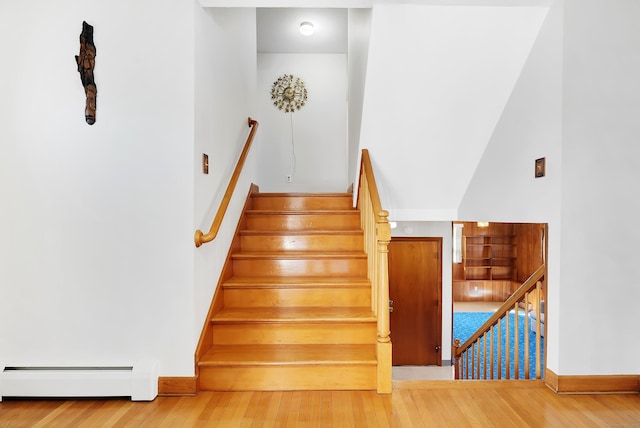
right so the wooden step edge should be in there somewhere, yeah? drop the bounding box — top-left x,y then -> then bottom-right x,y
198,359 -> 377,368
211,316 -> 377,324
239,229 -> 363,236
222,282 -> 371,290
245,210 -> 360,215
211,307 -> 376,324
232,251 -> 367,260
252,193 -> 353,198
222,276 -> 371,289
223,276 -> 370,286
198,345 -> 376,367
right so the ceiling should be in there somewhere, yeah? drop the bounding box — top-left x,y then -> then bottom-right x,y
257,8 -> 348,54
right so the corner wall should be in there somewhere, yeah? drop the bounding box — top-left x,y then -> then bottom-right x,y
347,8 -> 372,188
559,0 -> 640,375
460,0 -> 640,377
360,4 -> 549,220
193,7 -> 258,359
257,54 -> 348,193
0,0 -> 195,375
458,0 -> 562,371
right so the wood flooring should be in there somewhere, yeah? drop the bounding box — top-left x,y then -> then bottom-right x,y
2,381 -> 639,427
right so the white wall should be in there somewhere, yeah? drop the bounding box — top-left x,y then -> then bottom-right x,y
360,4 -> 549,221
391,222 -> 453,362
257,54 -> 348,192
460,0 -> 640,377
347,9 -> 372,187
193,7 -> 258,353
6,0 -> 636,384
0,0 -> 195,374
558,0 -> 640,375
458,0 -> 563,371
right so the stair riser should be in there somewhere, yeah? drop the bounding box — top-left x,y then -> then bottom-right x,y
240,234 -> 364,252
199,365 -> 376,391
252,196 -> 353,211
211,323 -> 376,345
223,287 -> 371,308
246,214 -> 361,231
232,259 -> 367,277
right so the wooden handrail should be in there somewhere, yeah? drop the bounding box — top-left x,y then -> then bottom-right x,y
357,149 -> 392,394
455,264 -> 545,353
194,117 -> 258,248
360,149 -> 385,219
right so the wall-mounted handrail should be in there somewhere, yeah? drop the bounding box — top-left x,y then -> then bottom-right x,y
194,117 -> 258,248
357,149 -> 392,394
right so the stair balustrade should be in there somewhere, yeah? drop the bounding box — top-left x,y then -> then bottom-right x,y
356,149 -> 392,394
453,264 -> 546,380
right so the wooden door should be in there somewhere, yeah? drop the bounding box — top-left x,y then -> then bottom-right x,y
389,238 -> 442,366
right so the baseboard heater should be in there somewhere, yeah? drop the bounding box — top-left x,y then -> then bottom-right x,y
0,362 -> 158,402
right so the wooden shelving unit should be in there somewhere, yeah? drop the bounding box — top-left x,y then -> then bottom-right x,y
463,235 -> 516,281
453,222 -> 546,302
452,222 -> 519,302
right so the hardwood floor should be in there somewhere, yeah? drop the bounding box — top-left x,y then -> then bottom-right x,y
2,381 -> 639,427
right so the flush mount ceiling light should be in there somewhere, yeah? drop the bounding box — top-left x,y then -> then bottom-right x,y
299,21 -> 315,36
271,74 -> 308,113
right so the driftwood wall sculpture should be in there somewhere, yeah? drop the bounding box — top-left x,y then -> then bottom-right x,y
75,21 -> 97,125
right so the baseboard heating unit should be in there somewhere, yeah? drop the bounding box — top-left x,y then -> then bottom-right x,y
0,362 -> 158,401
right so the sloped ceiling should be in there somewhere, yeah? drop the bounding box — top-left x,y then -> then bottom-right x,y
359,4 -> 550,221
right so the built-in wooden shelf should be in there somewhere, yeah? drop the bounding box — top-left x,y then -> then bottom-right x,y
453,222 -> 519,302
462,235 -> 516,281
453,222 -> 546,302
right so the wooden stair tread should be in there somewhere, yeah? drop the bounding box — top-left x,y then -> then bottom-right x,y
223,276 -> 370,288
199,344 -> 376,366
212,306 -> 375,323
232,251 -> 366,259
240,229 -> 362,236
252,192 -> 352,197
246,210 -> 359,215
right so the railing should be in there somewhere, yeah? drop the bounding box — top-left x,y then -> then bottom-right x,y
453,264 -> 545,380
194,117 -> 258,248
356,149 -> 392,394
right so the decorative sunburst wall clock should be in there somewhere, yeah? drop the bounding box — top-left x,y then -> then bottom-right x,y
271,74 -> 308,113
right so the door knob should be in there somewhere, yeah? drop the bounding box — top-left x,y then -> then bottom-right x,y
434,345 -> 441,352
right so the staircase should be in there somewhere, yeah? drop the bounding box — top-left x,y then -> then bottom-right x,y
197,192 -> 377,391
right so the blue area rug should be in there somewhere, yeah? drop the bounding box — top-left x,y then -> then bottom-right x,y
453,312 -> 544,379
